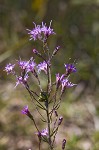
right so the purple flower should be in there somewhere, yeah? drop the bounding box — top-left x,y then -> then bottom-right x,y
56,73 -> 65,88
37,61 -> 47,74
15,74 -> 29,87
5,63 -> 15,74
41,21 -> 55,37
21,105 -> 29,115
36,128 -> 48,137
26,59 -> 36,73
27,23 -> 41,41
17,59 -> 28,70
65,64 -> 76,74
27,21 -> 55,41
18,57 -> 36,73
41,128 -> 48,136
61,79 -> 76,92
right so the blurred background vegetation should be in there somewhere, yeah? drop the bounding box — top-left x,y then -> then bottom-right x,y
0,0 -> 99,149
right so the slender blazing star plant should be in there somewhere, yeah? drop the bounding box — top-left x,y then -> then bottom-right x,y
5,21 -> 77,150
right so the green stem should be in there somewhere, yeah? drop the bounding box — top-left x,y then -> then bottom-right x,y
45,101 -> 53,150
31,116 -> 39,132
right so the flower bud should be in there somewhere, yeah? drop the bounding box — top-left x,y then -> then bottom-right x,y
58,116 -> 63,125
62,139 -> 66,150
52,46 -> 60,56
33,49 -> 39,54
54,110 -> 58,117
21,106 -> 33,120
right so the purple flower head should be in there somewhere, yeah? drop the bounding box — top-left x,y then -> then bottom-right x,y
5,63 -> 15,74
41,128 -> 48,136
17,58 -> 28,70
41,21 -> 55,38
21,105 -> 29,115
15,74 -> 29,87
27,23 -> 41,41
27,21 -> 55,41
56,73 -> 65,88
37,61 -> 47,74
35,128 -> 48,137
26,58 -> 36,72
65,64 -> 77,75
61,79 -> 76,92
18,57 -> 36,73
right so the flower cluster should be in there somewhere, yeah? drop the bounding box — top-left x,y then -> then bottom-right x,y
4,58 -> 49,87
56,64 -> 77,92
27,21 -> 55,41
